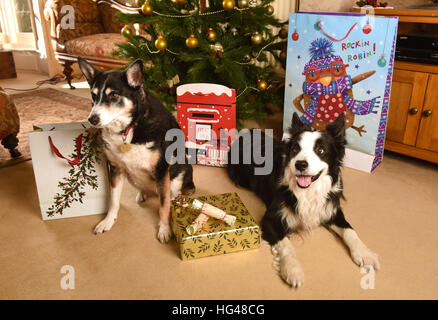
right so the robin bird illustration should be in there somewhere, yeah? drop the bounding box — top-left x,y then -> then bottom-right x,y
293,38 -> 380,136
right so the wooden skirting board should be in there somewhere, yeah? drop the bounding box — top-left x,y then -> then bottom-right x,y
385,140 -> 438,164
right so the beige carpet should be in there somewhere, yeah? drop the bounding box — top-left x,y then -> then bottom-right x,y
0,89 -> 90,168
0,150 -> 437,299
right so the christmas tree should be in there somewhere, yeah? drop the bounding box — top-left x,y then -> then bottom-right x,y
114,0 -> 288,125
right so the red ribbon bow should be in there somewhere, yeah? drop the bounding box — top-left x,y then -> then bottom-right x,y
48,134 -> 83,166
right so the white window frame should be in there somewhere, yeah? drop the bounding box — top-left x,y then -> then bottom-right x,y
0,0 -> 36,50
0,13 -> 4,44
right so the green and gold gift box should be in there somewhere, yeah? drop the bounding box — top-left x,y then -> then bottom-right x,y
170,192 -> 260,260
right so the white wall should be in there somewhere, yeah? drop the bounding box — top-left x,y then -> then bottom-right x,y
299,0 -> 354,12
273,0 -> 298,21
299,0 -> 431,12
37,0 -> 62,76
13,50 -> 48,73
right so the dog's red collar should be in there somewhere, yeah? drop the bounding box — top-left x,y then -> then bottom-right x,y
122,123 -> 135,137
121,123 -> 136,144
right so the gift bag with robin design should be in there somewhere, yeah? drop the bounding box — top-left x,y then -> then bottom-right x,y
283,12 -> 398,172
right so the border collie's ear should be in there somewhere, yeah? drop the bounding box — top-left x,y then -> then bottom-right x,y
290,112 -> 308,136
326,113 -> 346,144
125,59 -> 144,88
78,57 -> 98,85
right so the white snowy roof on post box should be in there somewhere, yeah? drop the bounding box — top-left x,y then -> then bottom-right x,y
176,83 -> 233,97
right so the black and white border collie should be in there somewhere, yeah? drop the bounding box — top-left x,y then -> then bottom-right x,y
227,113 -> 379,287
78,58 -> 195,243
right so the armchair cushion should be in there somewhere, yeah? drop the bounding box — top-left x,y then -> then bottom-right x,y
64,33 -> 127,59
58,23 -> 104,45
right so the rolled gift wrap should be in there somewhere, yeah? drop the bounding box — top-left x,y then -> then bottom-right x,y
191,199 -> 236,226
186,212 -> 210,235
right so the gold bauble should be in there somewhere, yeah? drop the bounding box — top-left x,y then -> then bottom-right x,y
141,1 -> 153,15
278,27 -> 288,39
238,0 -> 248,8
186,34 -> 198,49
175,0 -> 187,4
121,25 -> 132,36
257,80 -> 267,91
223,0 -> 235,11
266,5 -> 274,15
135,0 -> 144,7
206,28 -> 216,42
155,36 -> 167,51
251,32 -> 262,45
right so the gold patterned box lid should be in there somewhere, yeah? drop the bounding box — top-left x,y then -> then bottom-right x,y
170,192 -> 260,260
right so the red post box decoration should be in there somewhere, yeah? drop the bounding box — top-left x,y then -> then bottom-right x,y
176,84 -> 236,167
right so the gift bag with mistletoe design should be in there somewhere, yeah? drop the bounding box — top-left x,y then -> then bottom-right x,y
283,12 -> 398,172
29,122 -> 109,220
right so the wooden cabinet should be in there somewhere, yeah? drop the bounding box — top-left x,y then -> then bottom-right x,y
385,64 -> 438,163
0,51 -> 17,79
417,74 -> 438,153
386,70 -> 428,146
356,8 -> 438,164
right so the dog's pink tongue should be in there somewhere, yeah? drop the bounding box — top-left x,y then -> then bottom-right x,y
297,176 -> 312,188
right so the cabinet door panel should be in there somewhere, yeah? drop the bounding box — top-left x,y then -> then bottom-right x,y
386,70 -> 428,146
417,74 -> 438,152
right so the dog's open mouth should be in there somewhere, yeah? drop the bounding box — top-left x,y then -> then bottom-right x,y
296,171 -> 322,189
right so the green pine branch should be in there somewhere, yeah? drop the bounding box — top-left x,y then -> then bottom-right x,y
46,130 -> 102,217
113,0 -> 288,125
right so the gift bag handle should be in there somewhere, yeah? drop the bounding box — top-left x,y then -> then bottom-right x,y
48,134 -> 83,165
317,21 -> 357,42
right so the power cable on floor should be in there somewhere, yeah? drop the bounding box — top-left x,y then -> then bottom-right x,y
2,74 -> 84,92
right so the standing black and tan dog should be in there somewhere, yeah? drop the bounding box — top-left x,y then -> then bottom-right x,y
227,113 -> 379,287
78,58 -> 195,243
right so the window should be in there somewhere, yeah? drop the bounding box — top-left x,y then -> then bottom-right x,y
14,0 -> 33,33
0,0 -> 36,49
0,9 -> 4,46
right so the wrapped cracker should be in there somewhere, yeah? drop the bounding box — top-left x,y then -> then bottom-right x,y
186,213 -> 209,235
191,199 -> 236,226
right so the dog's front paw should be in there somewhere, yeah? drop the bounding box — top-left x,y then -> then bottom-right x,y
279,257 -> 304,288
94,217 -> 116,234
351,246 -> 380,270
157,222 -> 173,244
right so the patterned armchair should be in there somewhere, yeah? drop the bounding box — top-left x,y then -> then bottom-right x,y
44,0 -> 139,89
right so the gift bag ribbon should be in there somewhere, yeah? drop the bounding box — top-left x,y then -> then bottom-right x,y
317,21 -> 357,42
48,134 -> 83,165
